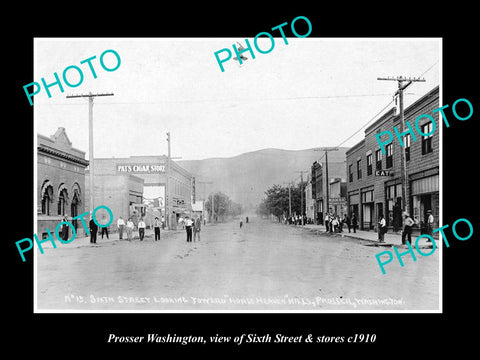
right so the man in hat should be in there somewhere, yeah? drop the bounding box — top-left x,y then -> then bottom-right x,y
401,213 -> 414,245
193,215 -> 201,242
154,216 -> 161,241
426,210 -> 434,239
184,216 -> 193,242
89,215 -> 98,244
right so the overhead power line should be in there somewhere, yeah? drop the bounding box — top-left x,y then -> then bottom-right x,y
36,92 -> 403,107
314,60 -> 439,164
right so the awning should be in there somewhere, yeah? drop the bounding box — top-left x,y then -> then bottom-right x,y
411,175 -> 439,195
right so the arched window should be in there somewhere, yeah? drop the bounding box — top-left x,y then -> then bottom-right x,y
57,184 -> 69,216
71,183 -> 81,229
41,180 -> 54,215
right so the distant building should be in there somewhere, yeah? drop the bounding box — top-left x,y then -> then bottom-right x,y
304,175 -> 315,220
328,178 -> 347,217
37,127 -> 89,238
346,86 -> 439,235
310,160 -> 346,224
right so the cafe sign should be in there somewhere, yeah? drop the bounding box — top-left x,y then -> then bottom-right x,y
375,170 -> 393,176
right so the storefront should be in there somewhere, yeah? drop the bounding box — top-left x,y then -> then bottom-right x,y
361,189 -> 374,230
410,173 -> 439,233
348,191 -> 359,223
385,181 -> 403,231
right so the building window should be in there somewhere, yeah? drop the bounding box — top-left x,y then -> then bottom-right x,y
349,164 -> 353,182
366,154 -> 372,176
58,189 -> 68,216
357,159 -> 362,179
375,149 -> 382,171
404,133 -> 411,161
422,122 -> 433,154
41,186 -> 53,215
386,143 -> 393,168
361,190 -> 373,203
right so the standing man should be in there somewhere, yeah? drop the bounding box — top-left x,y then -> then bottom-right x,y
154,216 -> 161,241
117,216 -> 125,240
426,210 -> 434,235
343,214 -> 351,233
378,214 -> 386,242
184,216 -> 193,242
193,215 -> 201,242
89,215 -> 98,244
60,216 -> 69,242
402,213 -> 414,245
351,214 -> 358,233
324,213 -> 330,233
328,212 -> 334,233
101,224 -> 109,239
126,217 -> 134,241
138,217 -> 146,241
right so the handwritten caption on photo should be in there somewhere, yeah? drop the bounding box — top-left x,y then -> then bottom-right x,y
65,293 -> 405,308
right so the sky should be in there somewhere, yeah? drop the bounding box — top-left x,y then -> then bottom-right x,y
34,38 -> 440,161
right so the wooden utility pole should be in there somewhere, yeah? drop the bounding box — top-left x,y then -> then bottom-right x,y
377,76 -> 425,215
288,182 -> 292,218
282,181 -> 293,218
314,147 -> 339,217
164,133 -> 182,229
166,132 -> 171,229
66,92 -> 114,214
295,170 -> 308,225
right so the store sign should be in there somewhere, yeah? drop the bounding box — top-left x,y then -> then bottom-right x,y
192,177 -> 196,204
375,170 -> 392,176
329,197 -> 346,205
173,198 -> 185,206
116,164 -> 166,173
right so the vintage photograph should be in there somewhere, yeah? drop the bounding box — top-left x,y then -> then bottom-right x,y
33,37 -> 441,312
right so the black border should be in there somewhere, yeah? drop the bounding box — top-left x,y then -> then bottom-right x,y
7,3 -> 479,355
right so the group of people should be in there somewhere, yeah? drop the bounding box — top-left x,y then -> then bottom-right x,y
378,209 -> 434,245
184,215 -> 202,242
116,216 -> 162,242
324,213 -> 358,234
282,214 -> 314,225
110,214 -> 204,243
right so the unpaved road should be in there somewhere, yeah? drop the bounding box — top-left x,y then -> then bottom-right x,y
36,217 -> 439,311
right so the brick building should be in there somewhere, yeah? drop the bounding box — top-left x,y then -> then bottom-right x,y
346,86 -> 439,235
37,127 -> 89,238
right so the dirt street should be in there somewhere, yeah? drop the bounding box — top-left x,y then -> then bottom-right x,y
36,217 -> 439,311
